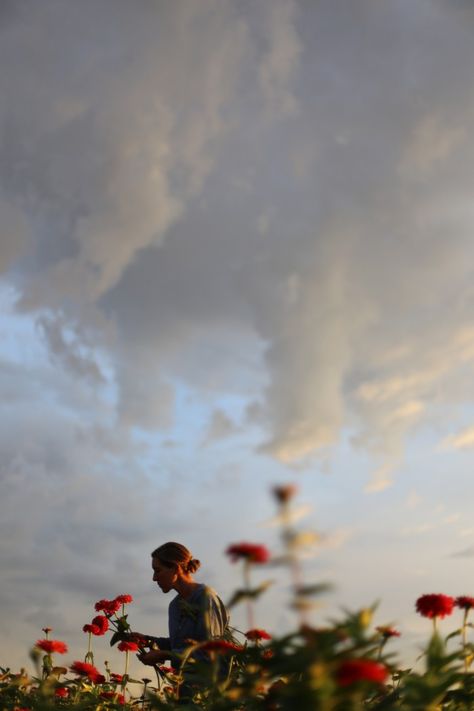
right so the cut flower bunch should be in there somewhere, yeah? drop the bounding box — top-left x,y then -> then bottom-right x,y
3,489 -> 474,709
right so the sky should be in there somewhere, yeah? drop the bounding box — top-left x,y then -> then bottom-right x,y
1,0 -> 474,677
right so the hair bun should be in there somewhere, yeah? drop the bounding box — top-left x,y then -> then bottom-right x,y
187,558 -> 201,574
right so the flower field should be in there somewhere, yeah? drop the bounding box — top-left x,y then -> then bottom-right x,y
2,488 -> 474,710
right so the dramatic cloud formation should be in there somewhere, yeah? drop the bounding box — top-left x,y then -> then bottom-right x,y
1,0 -> 474,669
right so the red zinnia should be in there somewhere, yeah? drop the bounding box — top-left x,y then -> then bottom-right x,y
70,661 -> 103,683
226,542 -> 270,564
83,624 -> 100,635
376,625 -> 401,639
336,659 -> 388,687
90,615 -> 109,635
94,598 -> 121,615
115,594 -> 133,605
200,640 -> 244,653
117,641 -> 139,652
54,688 -> 69,698
35,639 -> 68,654
415,594 -> 454,619
110,673 -> 123,684
455,596 -> 474,611
245,628 -> 272,641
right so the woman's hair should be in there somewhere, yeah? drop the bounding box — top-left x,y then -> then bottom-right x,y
151,542 -> 201,574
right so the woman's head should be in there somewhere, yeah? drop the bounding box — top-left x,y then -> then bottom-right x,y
151,542 -> 201,592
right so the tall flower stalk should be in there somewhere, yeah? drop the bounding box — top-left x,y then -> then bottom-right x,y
455,597 -> 474,672
226,542 -> 270,629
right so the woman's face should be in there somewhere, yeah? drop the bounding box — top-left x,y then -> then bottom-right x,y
152,557 -> 178,593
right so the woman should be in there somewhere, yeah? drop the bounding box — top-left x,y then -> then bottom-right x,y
137,542 -> 229,668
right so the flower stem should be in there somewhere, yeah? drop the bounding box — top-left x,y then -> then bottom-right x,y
243,561 -> 254,630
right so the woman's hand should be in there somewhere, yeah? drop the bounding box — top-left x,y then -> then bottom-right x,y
137,649 -> 169,666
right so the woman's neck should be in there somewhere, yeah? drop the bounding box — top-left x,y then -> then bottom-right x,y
174,578 -> 200,599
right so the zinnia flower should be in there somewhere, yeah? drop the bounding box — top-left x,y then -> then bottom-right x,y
94,598 -> 122,615
35,639 -> 68,654
415,594 -> 454,619
226,542 -> 270,564
336,659 -> 388,687
272,484 -> 297,504
455,596 -> 474,611
90,615 -> 109,635
245,628 -> 272,641
83,624 -> 100,635
70,661 -> 104,683
110,673 -> 123,684
376,625 -> 401,639
117,641 -> 139,652
54,687 -> 69,698
115,594 -> 133,605
200,640 -> 244,653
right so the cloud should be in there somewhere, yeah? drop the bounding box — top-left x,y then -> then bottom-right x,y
202,409 -> 239,445
2,1 -> 474,469
440,426 -> 474,451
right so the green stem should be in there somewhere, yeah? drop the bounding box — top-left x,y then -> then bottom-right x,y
243,561 -> 254,630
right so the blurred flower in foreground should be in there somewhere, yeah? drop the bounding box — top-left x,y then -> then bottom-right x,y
226,543 -> 270,564
455,596 -> 474,611
70,660 -> 104,683
336,659 -> 388,687
245,629 -> 272,641
376,625 -> 401,639
35,639 -> 68,654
